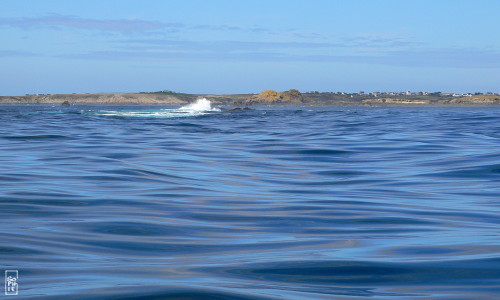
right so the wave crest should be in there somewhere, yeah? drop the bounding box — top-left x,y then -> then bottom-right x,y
86,98 -> 220,118
178,98 -> 219,112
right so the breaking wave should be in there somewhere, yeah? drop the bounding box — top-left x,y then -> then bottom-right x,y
178,98 -> 219,112
87,98 -> 219,118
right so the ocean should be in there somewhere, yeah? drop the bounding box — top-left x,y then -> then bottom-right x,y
1,100 -> 499,299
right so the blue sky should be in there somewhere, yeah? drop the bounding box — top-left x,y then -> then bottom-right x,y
1,0 -> 499,95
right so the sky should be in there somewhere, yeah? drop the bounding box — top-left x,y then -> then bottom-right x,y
1,0 -> 499,95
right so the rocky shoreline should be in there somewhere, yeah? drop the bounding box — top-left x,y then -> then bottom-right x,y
1,91 -> 499,106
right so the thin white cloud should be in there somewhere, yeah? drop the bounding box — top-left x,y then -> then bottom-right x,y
115,36 -> 417,54
4,15 -> 495,69
0,14 -> 272,35
118,39 -> 344,51
0,14 -> 183,33
57,44 -> 500,69
0,50 -> 39,57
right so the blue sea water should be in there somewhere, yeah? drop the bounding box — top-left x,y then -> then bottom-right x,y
1,102 -> 499,299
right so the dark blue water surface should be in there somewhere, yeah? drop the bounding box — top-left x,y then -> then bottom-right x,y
1,104 -> 500,299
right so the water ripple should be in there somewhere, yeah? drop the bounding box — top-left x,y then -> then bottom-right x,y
1,105 -> 499,298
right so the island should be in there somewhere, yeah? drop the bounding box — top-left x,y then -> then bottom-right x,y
1,90 -> 499,106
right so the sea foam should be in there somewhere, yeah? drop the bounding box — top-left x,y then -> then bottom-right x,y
88,98 -> 219,118
178,98 -> 219,112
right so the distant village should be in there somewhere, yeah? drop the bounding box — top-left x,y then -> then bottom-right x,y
303,91 -> 500,97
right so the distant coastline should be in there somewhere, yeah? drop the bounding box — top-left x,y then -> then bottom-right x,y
1,90 -> 499,106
